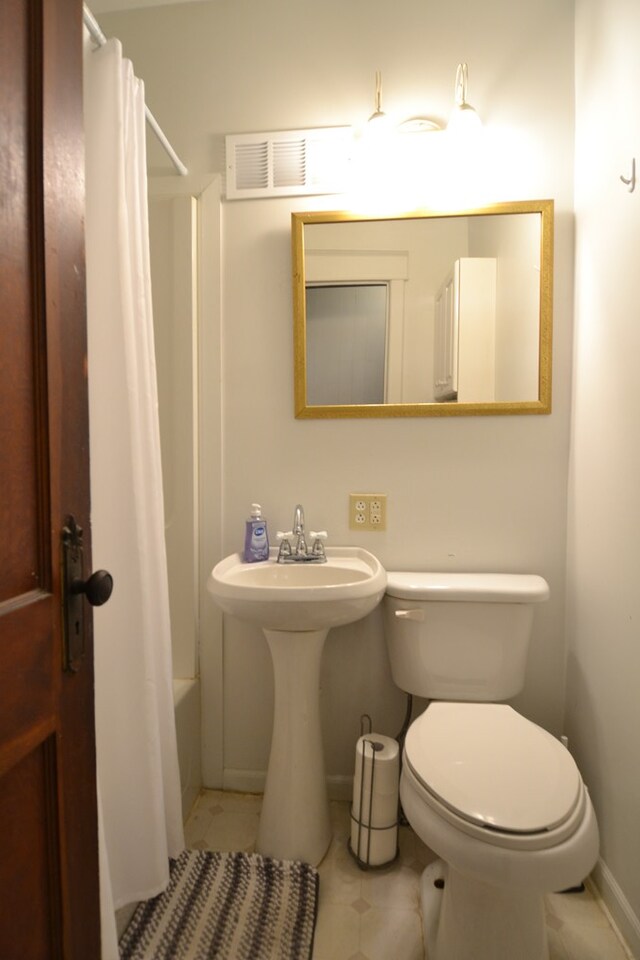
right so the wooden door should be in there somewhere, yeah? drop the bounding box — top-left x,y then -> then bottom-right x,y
0,1 -> 101,957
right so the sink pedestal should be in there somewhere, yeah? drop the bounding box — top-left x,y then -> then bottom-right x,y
257,627 -> 332,866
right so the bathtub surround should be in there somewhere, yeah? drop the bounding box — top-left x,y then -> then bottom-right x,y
173,678 -> 202,820
84,33 -> 184,959
99,0 -> 640,952
148,179 -> 223,793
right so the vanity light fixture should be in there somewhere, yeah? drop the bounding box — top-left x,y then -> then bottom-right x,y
448,62 -> 482,132
366,63 -> 481,135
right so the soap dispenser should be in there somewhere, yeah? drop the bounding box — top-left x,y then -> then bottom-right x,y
243,504 -> 269,562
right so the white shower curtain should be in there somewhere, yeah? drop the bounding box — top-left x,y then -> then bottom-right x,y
83,36 -> 185,958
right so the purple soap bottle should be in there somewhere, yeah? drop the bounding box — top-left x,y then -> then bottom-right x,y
243,503 -> 269,562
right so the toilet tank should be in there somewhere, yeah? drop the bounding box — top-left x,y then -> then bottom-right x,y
383,573 -> 549,701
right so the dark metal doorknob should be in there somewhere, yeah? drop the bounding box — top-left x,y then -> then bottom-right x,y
71,570 -> 114,606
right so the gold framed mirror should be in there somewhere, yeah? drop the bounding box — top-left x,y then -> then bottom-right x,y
292,199 -> 553,418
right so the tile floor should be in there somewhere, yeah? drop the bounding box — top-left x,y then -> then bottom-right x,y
184,789 -> 632,960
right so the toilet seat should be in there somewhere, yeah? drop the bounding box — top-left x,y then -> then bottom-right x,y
404,703 -> 584,851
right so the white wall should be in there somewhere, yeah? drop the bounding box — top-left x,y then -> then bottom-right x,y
568,0 -> 640,951
102,0 -> 576,789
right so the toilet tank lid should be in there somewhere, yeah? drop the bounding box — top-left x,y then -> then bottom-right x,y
385,572 -> 550,602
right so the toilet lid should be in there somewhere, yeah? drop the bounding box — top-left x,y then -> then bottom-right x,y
404,703 -> 582,834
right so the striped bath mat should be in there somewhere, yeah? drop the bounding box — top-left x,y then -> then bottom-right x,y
119,850 -> 319,960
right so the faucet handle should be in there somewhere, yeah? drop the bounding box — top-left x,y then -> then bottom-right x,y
276,531 -> 293,561
309,531 -> 328,558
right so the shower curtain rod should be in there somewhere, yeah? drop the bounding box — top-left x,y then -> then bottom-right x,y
83,4 -> 188,177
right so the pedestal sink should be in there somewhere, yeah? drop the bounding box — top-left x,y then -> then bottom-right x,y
207,547 -> 386,865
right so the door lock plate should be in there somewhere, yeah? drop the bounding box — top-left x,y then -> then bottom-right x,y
61,516 -> 85,673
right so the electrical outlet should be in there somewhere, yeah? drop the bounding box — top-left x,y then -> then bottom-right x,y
349,493 -> 387,531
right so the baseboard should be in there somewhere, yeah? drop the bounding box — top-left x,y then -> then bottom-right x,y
590,858 -> 640,959
222,769 -> 265,796
221,769 -> 354,804
326,775 -> 353,803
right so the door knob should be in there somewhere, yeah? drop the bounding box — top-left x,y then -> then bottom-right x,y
71,570 -> 114,606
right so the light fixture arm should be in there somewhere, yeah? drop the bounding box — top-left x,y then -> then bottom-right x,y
369,70 -> 386,121
454,62 -> 470,107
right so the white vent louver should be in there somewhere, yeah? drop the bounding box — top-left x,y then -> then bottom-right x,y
226,127 -> 353,200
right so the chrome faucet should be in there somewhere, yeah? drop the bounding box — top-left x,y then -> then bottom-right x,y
277,504 -> 327,563
292,504 -> 307,557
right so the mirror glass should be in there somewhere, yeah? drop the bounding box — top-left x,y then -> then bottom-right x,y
292,200 -> 553,418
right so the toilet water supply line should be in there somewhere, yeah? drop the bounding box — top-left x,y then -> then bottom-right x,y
83,4 -> 188,177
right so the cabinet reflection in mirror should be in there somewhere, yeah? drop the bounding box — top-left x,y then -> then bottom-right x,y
292,199 -> 553,418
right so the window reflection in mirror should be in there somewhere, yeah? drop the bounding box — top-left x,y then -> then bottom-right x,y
306,284 -> 387,405
292,200 -> 553,418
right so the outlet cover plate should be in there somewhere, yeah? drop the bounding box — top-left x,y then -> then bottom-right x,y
349,493 -> 387,531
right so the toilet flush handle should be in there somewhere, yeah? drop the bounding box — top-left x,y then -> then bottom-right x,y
394,608 -> 425,621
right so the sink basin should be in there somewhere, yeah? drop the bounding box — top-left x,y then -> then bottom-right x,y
208,546 -> 386,631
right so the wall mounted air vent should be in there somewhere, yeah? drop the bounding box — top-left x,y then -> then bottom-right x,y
225,127 -> 353,200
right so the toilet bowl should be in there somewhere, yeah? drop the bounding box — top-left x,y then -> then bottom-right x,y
383,572 -> 599,960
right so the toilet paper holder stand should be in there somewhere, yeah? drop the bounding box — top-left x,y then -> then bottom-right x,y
348,714 -> 400,871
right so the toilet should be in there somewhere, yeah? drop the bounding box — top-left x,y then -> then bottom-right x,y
384,572 -> 599,960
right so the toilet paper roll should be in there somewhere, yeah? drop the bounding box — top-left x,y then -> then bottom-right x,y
353,789 -> 398,829
350,819 -> 397,867
352,734 -> 399,830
